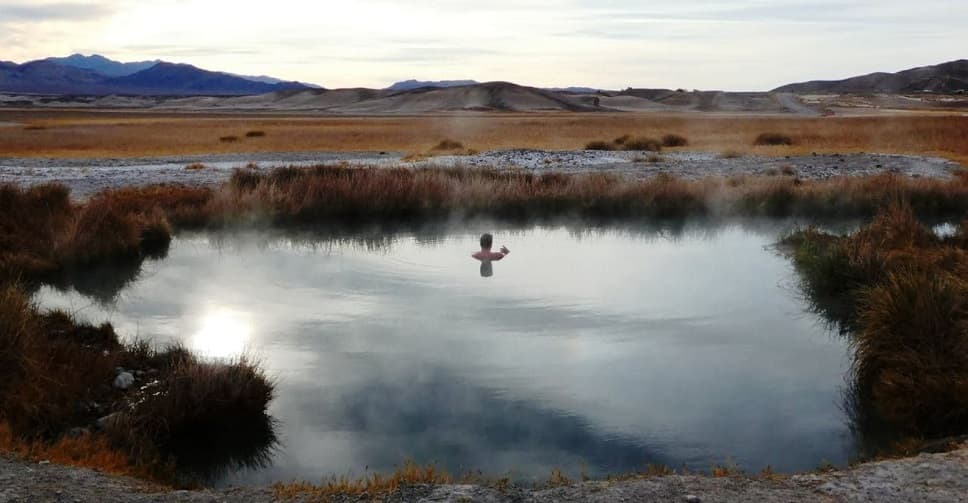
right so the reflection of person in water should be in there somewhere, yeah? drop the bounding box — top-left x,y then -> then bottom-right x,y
471,233 -> 509,277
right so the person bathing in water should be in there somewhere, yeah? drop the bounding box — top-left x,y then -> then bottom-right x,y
472,233 -> 509,261
472,233 -> 509,277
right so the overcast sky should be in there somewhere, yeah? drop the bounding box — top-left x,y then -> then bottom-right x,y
2,0 -> 966,90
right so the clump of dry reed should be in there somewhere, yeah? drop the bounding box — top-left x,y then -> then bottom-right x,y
0,286 -> 120,439
431,139 -> 464,151
586,136 -> 662,152
109,352 -> 276,483
623,137 -> 662,152
0,184 -> 214,282
220,166 -> 968,227
754,132 -> 794,146
585,140 -> 617,151
221,166 -> 711,222
0,285 -> 275,484
0,184 -> 73,279
786,204 -> 968,438
661,134 -> 689,147
6,169 -> 968,285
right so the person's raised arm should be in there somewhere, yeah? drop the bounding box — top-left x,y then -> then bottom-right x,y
489,246 -> 509,260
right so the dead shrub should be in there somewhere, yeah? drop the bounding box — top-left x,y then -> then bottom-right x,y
585,141 -> 616,151
786,204 -> 968,439
661,134 -> 689,147
431,139 -> 464,151
0,288 -> 118,439
622,137 -> 662,152
754,133 -> 794,146
111,354 -> 276,481
57,196 -> 143,265
855,268 -> 968,435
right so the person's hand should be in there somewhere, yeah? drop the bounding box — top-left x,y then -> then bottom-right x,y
500,246 -> 510,254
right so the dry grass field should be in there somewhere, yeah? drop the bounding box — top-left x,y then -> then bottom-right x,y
1,110 -> 966,164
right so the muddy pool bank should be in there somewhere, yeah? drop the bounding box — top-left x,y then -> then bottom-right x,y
3,444 -> 968,502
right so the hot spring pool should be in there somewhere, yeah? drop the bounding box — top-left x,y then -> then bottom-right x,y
36,221 -> 855,484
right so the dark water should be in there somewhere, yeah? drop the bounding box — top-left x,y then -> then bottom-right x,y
36,221 -> 855,484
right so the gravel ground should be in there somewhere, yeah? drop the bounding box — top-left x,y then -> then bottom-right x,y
0,151 -> 401,197
2,445 -> 967,502
0,150 -> 960,198
425,150 -> 961,180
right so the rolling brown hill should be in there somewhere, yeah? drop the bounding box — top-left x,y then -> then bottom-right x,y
155,81 -> 600,112
338,82 -> 599,113
774,59 -> 968,94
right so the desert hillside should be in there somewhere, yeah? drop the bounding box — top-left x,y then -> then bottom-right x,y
775,59 -> 968,94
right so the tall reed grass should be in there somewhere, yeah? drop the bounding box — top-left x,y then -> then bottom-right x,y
6,168 -> 968,283
786,204 -> 968,440
217,166 -> 968,224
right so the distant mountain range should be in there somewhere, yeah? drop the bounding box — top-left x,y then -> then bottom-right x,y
387,79 -> 479,92
44,54 -> 160,77
2,57 -> 966,110
386,80 -> 601,94
774,60 -> 968,94
0,54 -> 318,96
545,87 -> 602,94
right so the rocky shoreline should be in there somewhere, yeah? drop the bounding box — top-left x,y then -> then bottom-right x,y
2,444 -> 967,502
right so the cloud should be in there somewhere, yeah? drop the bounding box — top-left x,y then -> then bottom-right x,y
0,1 -> 114,22
568,0 -> 960,26
339,46 -> 502,64
119,44 -> 261,58
3,0 -> 968,89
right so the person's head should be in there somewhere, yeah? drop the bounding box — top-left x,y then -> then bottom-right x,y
479,233 -> 493,250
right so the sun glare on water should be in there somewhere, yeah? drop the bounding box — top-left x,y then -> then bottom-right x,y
190,308 -> 254,359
